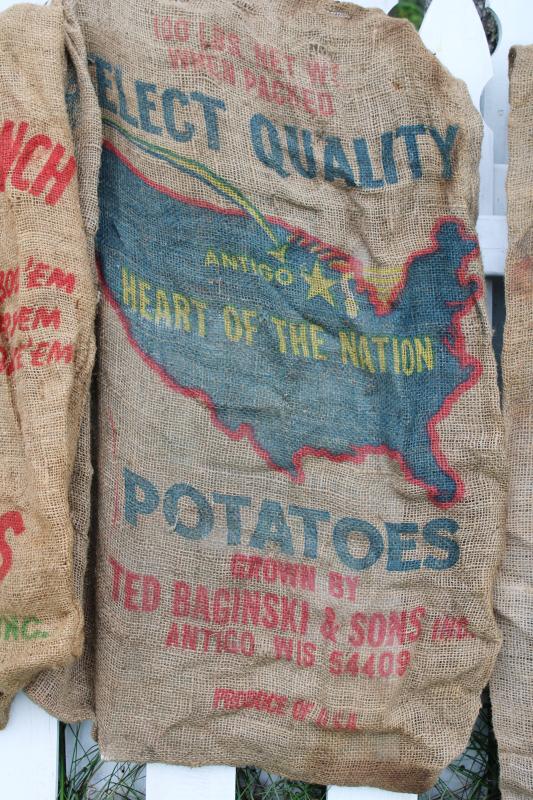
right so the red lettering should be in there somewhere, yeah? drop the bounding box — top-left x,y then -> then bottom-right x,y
192,584 -> 211,622
30,143 -> 76,206
33,307 -> 61,333
274,636 -> 293,662
26,258 -> 48,288
11,134 -> 52,192
213,588 -> 231,624
172,581 -> 191,616
47,268 -> 76,294
166,623 -> 181,647
0,120 -> 28,191
0,511 -> 25,582
306,60 -> 329,85
46,340 -> 74,365
0,267 -> 20,305
243,68 -> 256,91
302,87 -> 317,115
108,556 -> 124,601
30,341 -> 49,367
408,606 -> 426,642
292,699 -> 315,721
124,570 -> 142,611
318,92 -> 335,117
142,575 -> 161,612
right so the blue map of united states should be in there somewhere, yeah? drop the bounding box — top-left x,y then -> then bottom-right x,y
96,124 -> 483,509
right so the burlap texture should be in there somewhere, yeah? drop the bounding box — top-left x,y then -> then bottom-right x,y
0,2 -> 97,726
27,0 -> 505,789
490,45 -> 533,800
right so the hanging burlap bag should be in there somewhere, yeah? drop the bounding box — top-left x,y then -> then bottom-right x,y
29,0 -> 506,790
0,1 -> 98,726
490,45 -> 533,800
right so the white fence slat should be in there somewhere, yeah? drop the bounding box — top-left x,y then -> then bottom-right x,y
493,164 -> 508,216
478,215 -> 508,276
484,0 -> 533,164
327,786 -> 417,800
146,763 -> 236,799
0,693 -> 58,800
419,0 -> 498,220
419,0 -> 493,109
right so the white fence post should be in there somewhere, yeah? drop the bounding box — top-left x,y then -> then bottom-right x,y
146,763 -> 236,799
0,693 -> 59,800
328,788 -> 417,800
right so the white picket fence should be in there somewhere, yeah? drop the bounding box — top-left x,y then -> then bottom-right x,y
1,0 -> 532,798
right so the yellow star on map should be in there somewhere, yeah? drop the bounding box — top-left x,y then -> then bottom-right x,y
302,260 -> 337,307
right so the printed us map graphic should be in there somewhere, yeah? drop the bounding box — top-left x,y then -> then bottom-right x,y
96,120 -> 483,509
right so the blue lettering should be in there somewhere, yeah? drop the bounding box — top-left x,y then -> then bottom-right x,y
396,124 -> 426,180
324,135 -> 356,187
333,517 -> 383,571
124,468 -> 159,527
428,125 -> 459,180
381,131 -> 398,185
162,88 -> 195,143
135,80 -> 162,135
288,506 -> 330,558
191,91 -> 226,151
386,523 -> 421,572
163,484 -> 214,540
353,137 -> 384,188
250,113 -> 289,177
115,65 -> 138,128
249,500 -> 294,555
212,493 -> 251,545
423,519 -> 460,570
285,125 -> 317,179
93,55 -> 117,114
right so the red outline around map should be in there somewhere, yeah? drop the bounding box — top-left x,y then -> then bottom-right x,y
98,140 -> 483,509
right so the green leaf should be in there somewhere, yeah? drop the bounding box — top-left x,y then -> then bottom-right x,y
389,0 -> 425,29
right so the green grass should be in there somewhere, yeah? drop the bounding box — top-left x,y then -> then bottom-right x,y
236,768 -> 325,800
58,724 -> 145,800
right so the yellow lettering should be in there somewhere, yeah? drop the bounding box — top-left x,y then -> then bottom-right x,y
205,249 -> 220,269
289,323 -> 310,358
242,309 -> 258,346
415,336 -> 434,372
222,252 -> 239,271
224,305 -> 243,341
310,324 -> 327,361
392,337 -> 401,374
359,336 -> 376,373
276,268 -> 293,286
401,339 -> 415,376
122,267 -> 136,310
173,293 -> 192,332
155,289 -> 172,326
259,262 -> 273,281
190,298 -> 207,337
339,331 -> 359,367
371,336 -> 389,373
139,280 -> 153,321
271,316 -> 288,354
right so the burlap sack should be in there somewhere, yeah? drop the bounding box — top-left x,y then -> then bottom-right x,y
0,1 -> 98,727
30,0 -> 506,789
490,45 -> 533,800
